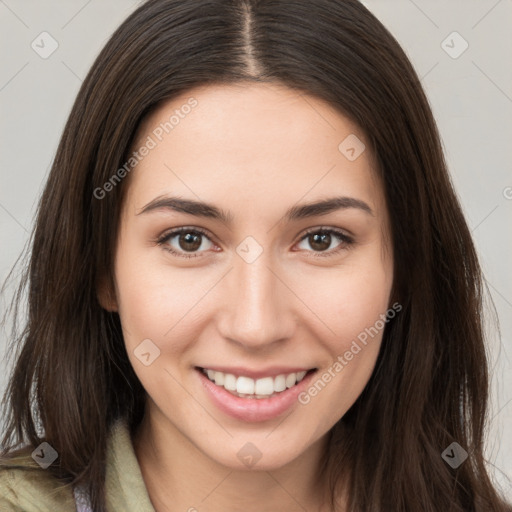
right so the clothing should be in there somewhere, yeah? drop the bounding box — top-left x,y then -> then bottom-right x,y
0,419 -> 156,511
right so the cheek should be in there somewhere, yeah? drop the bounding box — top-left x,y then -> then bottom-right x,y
302,253 -> 392,347
113,258 -> 202,395
113,246 -> 205,354
294,252 -> 392,420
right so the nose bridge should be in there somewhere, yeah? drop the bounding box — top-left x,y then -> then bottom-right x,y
220,242 -> 293,349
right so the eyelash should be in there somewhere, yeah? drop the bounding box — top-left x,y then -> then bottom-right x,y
156,226 -> 354,259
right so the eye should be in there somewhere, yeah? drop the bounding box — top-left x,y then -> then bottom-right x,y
295,227 -> 354,257
156,226 -> 354,260
157,227 -> 216,259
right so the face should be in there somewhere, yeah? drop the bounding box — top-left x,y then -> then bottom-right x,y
104,82 -> 393,471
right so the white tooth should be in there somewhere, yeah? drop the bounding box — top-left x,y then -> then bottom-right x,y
274,374 -> 286,392
285,373 -> 297,388
255,377 -> 274,395
236,376 -> 255,394
223,373 -> 237,391
207,369 -> 305,395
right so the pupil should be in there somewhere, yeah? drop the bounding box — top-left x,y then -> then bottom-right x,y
177,232 -> 332,253
310,233 -> 330,251
180,232 -> 201,251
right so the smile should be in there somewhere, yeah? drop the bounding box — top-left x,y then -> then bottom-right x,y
196,365 -> 318,422
199,367 -> 314,399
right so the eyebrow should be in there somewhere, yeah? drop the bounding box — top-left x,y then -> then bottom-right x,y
136,195 -> 374,224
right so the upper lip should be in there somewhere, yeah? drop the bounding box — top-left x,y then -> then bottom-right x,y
196,366 -> 316,379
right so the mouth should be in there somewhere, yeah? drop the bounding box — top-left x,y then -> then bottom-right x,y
196,366 -> 317,399
195,365 -> 318,422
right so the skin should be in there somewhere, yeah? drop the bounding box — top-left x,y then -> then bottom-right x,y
99,82 -> 394,511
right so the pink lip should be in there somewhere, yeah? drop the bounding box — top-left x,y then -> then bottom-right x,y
196,368 -> 317,423
196,365 -> 314,379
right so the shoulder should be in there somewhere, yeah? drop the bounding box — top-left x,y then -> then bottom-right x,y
0,449 -> 76,512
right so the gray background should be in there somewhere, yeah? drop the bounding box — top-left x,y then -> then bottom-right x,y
1,0 -> 511,500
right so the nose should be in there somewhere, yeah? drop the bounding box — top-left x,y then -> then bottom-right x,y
217,247 -> 295,351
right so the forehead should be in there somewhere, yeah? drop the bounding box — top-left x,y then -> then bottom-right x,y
124,82 -> 383,218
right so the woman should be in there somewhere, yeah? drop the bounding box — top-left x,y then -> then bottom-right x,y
1,0 -> 510,510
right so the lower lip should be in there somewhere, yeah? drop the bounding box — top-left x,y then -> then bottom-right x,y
196,368 -> 316,423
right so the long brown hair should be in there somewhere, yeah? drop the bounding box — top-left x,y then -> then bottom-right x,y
1,0 -> 510,510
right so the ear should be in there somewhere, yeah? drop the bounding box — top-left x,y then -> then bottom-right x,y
97,274 -> 119,312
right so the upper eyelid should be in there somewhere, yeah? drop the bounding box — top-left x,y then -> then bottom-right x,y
158,226 -> 213,243
300,226 -> 352,239
158,225 -> 352,249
